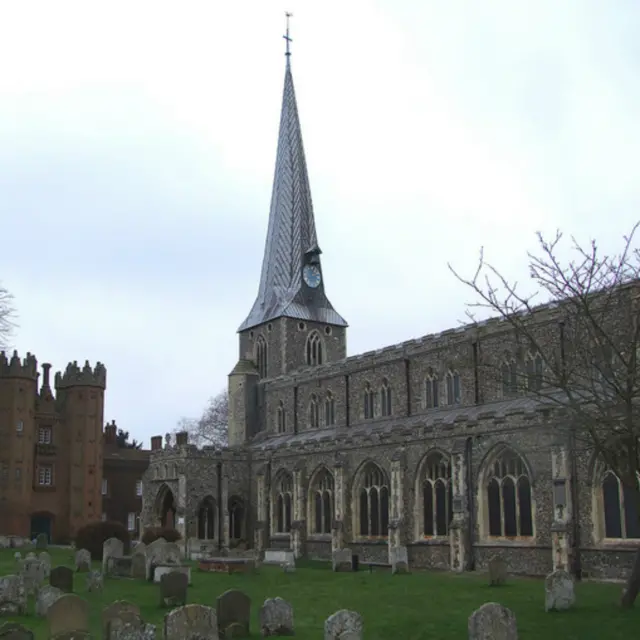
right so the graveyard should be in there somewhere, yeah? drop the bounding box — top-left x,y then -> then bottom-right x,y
1,544 -> 640,639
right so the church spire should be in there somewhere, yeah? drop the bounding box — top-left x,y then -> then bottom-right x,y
238,22 -> 347,332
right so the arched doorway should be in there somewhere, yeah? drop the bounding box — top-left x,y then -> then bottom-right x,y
155,484 -> 177,529
197,496 -> 216,540
30,512 -> 53,542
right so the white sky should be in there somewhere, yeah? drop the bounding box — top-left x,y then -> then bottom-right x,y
1,0 -> 639,445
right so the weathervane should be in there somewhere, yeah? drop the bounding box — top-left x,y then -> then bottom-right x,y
283,12 -> 293,57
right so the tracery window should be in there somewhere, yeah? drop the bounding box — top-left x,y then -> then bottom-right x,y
425,375 -> 439,409
380,378 -> 392,417
197,496 -> 216,540
274,473 -> 293,534
445,370 -> 461,405
358,463 -> 389,537
486,449 -> 533,538
256,335 -> 268,378
325,392 -> 336,426
306,331 -> 323,366
525,352 -> 543,392
309,394 -> 319,429
420,452 -> 452,537
363,383 -> 375,420
276,401 -> 286,433
311,468 -> 334,534
501,360 -> 518,396
601,470 -> 640,539
229,497 -> 244,540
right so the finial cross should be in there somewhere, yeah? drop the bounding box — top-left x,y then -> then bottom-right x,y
283,11 -> 293,57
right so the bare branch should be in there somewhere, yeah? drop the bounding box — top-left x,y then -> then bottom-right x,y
174,388 -> 228,449
0,283 -> 17,351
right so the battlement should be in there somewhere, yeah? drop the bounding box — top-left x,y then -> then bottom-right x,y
0,350 -> 38,380
54,360 -> 107,389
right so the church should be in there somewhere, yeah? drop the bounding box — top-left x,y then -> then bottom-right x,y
140,46 -> 639,581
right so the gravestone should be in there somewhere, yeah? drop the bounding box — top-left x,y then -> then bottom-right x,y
390,546 -> 408,575
50,566 -> 74,593
109,557 -> 133,578
35,533 -> 48,550
260,597 -> 294,636
35,585 -> 63,617
107,617 -> 156,640
0,576 -> 27,616
468,602 -> 518,640
331,549 -> 352,572
86,571 -> 103,592
75,549 -> 91,573
544,570 -> 576,612
13,553 -> 20,563
282,561 -> 295,574
146,540 -> 181,580
39,551 -> 51,578
159,571 -> 188,608
263,550 -> 294,565
0,621 -> 34,639
324,610 -> 363,640
19,558 -> 44,596
132,542 -> 147,556
103,538 -> 125,574
488,557 -> 507,586
131,554 -> 146,580
102,601 -> 141,639
46,594 -> 90,639
216,589 -> 250,638
164,604 -> 219,640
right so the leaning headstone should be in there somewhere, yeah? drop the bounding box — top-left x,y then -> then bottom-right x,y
20,558 -> 44,596
86,571 -> 103,593
331,549 -> 352,572
216,589 -> 251,638
488,556 -> 507,586
39,551 -> 51,578
50,566 -> 74,593
46,593 -> 90,639
468,602 -> 518,640
260,597 -> 294,636
324,610 -> 363,640
0,575 -> 27,616
159,571 -> 188,608
75,549 -> 91,573
0,621 -> 34,639
544,570 -> 575,612
164,604 -> 219,640
102,601 -> 141,639
390,546 -> 409,575
35,533 -> 48,550
103,538 -> 125,574
35,585 -> 63,617
131,554 -> 146,580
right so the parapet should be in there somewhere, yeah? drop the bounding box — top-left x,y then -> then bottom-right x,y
0,351 -> 38,380
54,360 -> 107,389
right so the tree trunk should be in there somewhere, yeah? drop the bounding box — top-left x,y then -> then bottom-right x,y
620,548 -> 640,608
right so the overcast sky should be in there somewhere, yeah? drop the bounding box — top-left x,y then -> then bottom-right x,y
1,1 -> 639,446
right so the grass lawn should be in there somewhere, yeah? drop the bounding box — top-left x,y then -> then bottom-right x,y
2,547 -> 640,639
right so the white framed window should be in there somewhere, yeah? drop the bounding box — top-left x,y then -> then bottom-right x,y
16,420 -> 23,434
101,478 -> 108,495
127,512 -> 136,531
38,465 -> 53,486
38,426 -> 52,444
136,480 -> 143,497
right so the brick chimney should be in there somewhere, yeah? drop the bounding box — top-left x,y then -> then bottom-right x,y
176,431 -> 188,447
151,436 -> 162,451
104,420 -> 117,445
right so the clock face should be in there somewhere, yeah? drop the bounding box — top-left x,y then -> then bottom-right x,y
303,264 -> 322,288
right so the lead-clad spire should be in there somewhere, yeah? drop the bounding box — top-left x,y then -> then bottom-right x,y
238,28 -> 347,332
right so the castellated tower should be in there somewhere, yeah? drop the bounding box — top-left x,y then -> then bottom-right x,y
0,351 -> 106,542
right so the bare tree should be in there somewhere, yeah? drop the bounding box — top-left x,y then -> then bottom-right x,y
175,388 -> 228,449
450,222 -> 640,607
0,283 -> 17,351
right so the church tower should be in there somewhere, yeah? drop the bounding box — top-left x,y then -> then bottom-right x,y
228,25 -> 347,447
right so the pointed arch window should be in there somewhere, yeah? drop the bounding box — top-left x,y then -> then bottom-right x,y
273,473 -> 293,534
324,392 -> 336,426
306,331 -> 323,366
311,468 -> 334,534
380,378 -> 392,417
501,360 -> 517,396
276,401 -> 286,434
197,496 -> 216,540
358,463 -> 389,537
445,371 -> 461,405
486,449 -> 533,538
525,351 -> 543,392
229,497 -> 244,541
425,375 -> 439,409
256,335 -> 268,378
309,394 -> 319,429
363,383 -> 375,420
601,470 -> 640,539
420,452 -> 453,537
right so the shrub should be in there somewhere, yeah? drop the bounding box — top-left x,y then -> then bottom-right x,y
141,527 -> 182,545
75,520 -> 130,561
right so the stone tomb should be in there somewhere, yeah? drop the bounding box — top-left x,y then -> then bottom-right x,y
50,566 -> 74,593
163,604 -> 219,640
263,550 -> 295,566
331,549 -> 352,572
468,602 -> 518,640
198,558 -> 255,575
0,621 -> 34,639
46,594 -> 90,639
544,570 -> 576,612
260,597 -> 294,637
160,571 -> 188,608
324,609 -> 363,640
0,576 -> 27,616
216,589 -> 251,638
146,541 -> 181,581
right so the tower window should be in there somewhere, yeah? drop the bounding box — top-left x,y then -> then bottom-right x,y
425,375 -> 439,409
525,351 -> 543,392
363,383 -> 375,420
380,379 -> 392,417
255,334 -> 268,378
445,371 -> 461,405
38,426 -> 52,444
325,392 -> 336,426
306,331 -> 323,365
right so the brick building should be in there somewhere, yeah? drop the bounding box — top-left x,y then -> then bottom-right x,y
140,52 -> 640,580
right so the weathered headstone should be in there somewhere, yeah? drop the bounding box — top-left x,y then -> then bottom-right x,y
50,566 -> 74,593
132,542 -> 147,556
107,617 -> 156,640
109,557 -> 133,578
102,600 -> 141,639
216,589 -> 250,638
86,571 -> 103,592
39,551 -> 51,578
0,621 -> 34,639
12,553 -> 20,563
488,557 -> 507,586
390,546 -> 409,575
25,552 -> 35,560
46,594 -> 90,639
260,597 -> 294,637
0,576 -> 27,616
159,571 -> 188,608
331,549 -> 352,572
19,558 -> 44,596
281,561 -> 295,574
35,533 -> 48,550
324,610 -> 363,640
75,549 -> 91,573
544,570 -> 575,612
103,538 -> 125,574
35,585 -> 63,617
468,602 -> 518,640
146,540 -> 180,580
164,604 -> 219,640
131,554 -> 146,580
